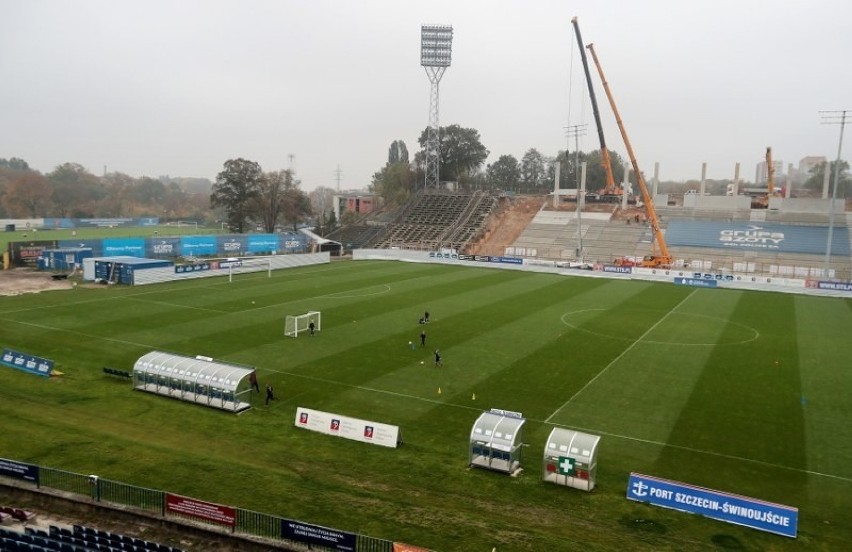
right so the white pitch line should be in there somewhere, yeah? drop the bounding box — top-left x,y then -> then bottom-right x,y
4,318 -> 157,350
546,421 -> 852,484
121,296 -> 227,313
545,289 -> 698,423
257,364 -> 852,483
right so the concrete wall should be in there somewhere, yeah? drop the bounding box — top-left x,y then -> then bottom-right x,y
131,252 -> 330,286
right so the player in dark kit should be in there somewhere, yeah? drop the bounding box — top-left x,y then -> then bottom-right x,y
434,349 -> 442,366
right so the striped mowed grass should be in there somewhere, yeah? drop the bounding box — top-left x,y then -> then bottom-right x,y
1,260 -> 850,551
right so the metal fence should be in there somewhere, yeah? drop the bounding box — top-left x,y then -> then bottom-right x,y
5,458 -> 399,552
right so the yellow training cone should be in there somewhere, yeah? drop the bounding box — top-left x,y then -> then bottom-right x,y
471,393 -> 476,400
437,387 -> 442,395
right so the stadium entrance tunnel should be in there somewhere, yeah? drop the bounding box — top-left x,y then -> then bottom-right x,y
133,351 -> 255,413
469,409 -> 526,475
542,428 -> 600,492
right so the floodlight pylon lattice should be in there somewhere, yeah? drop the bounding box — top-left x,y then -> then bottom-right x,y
421,24 -> 453,189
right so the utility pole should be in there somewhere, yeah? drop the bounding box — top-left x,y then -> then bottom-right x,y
564,124 -> 588,189
334,164 -> 343,193
819,109 -> 850,279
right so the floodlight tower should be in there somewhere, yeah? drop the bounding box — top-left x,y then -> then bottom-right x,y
421,24 -> 453,189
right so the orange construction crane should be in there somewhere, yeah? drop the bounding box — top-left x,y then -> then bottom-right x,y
766,147 -> 776,196
571,17 -> 618,199
586,42 -> 672,268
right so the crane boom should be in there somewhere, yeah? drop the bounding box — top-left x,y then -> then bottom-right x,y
586,43 -> 672,266
571,17 -> 616,195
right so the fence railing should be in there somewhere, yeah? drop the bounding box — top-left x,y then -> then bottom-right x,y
3,457 -> 399,552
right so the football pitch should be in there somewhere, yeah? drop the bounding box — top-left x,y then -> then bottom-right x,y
1,260 -> 850,551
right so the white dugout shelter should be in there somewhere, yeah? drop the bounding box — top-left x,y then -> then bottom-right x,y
133,351 -> 254,413
542,427 -> 600,491
469,409 -> 526,474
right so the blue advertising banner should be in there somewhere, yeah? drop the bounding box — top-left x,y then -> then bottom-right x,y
813,280 -> 852,292
1,348 -> 54,377
666,220 -> 850,256
280,519 -> 356,551
58,239 -> 104,256
247,234 -> 279,254
218,235 -> 247,256
148,236 -> 181,257
279,233 -> 307,252
603,265 -> 632,274
181,236 -> 217,256
496,256 -> 523,264
0,457 -> 39,483
77,218 -> 136,228
103,238 -> 145,257
627,473 -> 797,538
175,263 -> 211,274
674,277 -> 717,288
43,218 -> 75,229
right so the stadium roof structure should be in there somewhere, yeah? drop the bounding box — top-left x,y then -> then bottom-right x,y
132,351 -> 255,413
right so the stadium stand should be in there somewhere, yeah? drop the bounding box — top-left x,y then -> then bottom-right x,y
371,190 -> 499,251
502,201 -> 852,278
0,523 -> 184,552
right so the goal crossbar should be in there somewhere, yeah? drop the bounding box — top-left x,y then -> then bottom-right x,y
284,311 -> 321,337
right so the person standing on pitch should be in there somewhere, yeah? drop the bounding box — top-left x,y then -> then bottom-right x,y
265,384 -> 275,405
434,349 -> 442,367
249,371 -> 260,393
308,321 -> 315,336
424,310 -> 430,324
420,329 -> 427,348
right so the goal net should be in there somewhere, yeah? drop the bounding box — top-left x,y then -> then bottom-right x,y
224,257 -> 272,281
284,311 -> 322,337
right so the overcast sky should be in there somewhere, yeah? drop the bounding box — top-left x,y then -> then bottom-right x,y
2,0 -> 851,191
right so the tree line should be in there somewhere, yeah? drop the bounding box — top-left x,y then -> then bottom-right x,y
0,158 -> 211,221
370,127 -> 851,204
0,157 -> 323,235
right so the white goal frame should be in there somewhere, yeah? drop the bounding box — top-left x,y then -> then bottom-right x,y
285,311 -> 322,337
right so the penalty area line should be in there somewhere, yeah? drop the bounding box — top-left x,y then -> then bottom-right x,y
260,366 -> 483,413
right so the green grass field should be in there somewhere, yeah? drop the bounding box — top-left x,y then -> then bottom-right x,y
1,260 -> 851,551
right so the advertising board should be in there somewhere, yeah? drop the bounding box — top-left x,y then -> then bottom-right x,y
165,493 -> 235,527
1,348 -> 54,377
0,457 -> 39,483
281,519 -> 356,552
295,407 -> 400,448
627,473 -> 797,538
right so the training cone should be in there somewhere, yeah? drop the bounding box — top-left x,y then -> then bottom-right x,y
437,387 -> 442,395
471,393 -> 476,401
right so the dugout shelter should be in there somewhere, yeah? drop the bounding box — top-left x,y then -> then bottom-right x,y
542,427 -> 600,491
469,409 -> 526,474
132,351 -> 254,413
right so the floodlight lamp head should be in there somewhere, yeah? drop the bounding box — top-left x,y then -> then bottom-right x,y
421,24 -> 453,67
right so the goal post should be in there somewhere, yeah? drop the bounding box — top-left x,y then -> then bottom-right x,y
228,256 -> 272,282
284,311 -> 322,337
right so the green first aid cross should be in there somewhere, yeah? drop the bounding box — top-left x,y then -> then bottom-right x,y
558,456 -> 575,476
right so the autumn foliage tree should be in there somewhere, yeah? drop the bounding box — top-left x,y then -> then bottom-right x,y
211,158 -> 263,233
